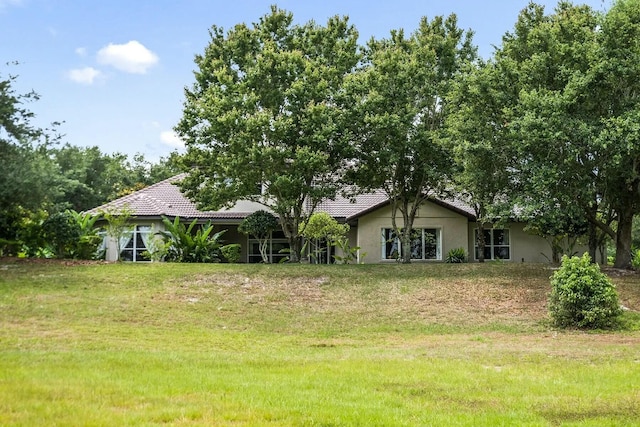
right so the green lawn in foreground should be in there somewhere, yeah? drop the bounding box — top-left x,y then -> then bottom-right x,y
1,261 -> 639,426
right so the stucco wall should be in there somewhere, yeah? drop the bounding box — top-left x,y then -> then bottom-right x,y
465,222 -> 589,263
356,202 -> 469,263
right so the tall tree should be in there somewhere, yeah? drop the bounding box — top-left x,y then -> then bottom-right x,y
347,15 -> 476,263
176,7 -> 359,262
497,1 -> 640,268
591,0 -> 640,268
495,2 -> 609,262
0,68 -> 63,240
445,60 -> 512,262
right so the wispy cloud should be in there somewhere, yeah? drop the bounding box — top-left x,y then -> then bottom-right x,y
67,67 -> 103,85
97,40 -> 158,74
160,130 -> 184,149
75,47 -> 87,57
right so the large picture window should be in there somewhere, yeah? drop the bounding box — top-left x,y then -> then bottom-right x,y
248,230 -> 290,263
382,228 -> 441,261
474,229 -> 510,260
120,225 -> 152,262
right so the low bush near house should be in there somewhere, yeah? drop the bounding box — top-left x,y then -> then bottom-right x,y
157,216 -> 226,263
221,243 -> 241,263
548,253 -> 622,329
445,247 -> 467,263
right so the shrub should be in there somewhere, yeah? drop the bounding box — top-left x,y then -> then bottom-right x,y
548,253 -> 622,329
632,249 -> 640,270
42,211 -> 81,258
158,216 -> 226,263
221,244 -> 242,263
238,211 -> 279,263
445,247 -> 467,263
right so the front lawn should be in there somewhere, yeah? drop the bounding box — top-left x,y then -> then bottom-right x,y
1,261 -> 639,426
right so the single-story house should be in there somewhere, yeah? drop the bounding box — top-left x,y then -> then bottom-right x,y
88,174 -> 563,263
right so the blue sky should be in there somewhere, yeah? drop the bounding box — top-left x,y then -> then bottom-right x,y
1,0 -> 610,161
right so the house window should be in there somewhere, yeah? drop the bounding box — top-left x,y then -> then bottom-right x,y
120,225 -> 152,262
382,228 -> 441,261
474,229 -> 510,260
248,230 -> 290,263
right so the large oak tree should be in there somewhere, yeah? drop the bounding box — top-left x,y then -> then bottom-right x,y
346,14 -> 476,263
176,7 -> 359,262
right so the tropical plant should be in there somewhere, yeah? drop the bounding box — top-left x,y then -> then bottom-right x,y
68,210 -> 102,259
157,216 -> 226,263
332,237 -> 365,264
549,253 -> 623,329
445,247 -> 467,263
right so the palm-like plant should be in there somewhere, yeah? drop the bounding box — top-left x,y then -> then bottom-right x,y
157,216 -> 226,263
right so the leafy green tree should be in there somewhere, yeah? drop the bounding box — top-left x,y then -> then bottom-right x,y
347,15 -> 476,263
0,68 -> 64,241
301,212 -> 349,263
176,7 -> 360,262
590,0 -> 640,268
238,210 -> 279,263
494,2 -> 610,262
495,0 -> 640,268
445,60 -> 512,262
52,145 -> 184,211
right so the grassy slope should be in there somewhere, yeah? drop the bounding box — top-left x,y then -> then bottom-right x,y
1,261 -> 639,426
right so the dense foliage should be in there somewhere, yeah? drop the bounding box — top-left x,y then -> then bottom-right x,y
549,253 -> 623,329
176,6 -> 360,262
0,66 -> 182,257
156,216 -> 226,263
346,15 -> 476,263
6,2 -> 640,267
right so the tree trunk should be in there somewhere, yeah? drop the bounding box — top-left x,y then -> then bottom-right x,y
476,222 -> 485,263
401,229 -> 412,264
400,206 -> 415,264
588,222 -> 598,264
614,205 -> 634,269
285,235 -> 301,263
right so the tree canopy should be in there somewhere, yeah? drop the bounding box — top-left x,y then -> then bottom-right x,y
176,6 -> 360,262
346,14 -> 476,263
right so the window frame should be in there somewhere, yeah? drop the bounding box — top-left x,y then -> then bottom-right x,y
120,225 -> 153,262
381,227 -> 442,261
247,230 -> 290,263
474,228 -> 511,261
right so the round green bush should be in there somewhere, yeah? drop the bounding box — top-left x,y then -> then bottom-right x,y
549,253 -> 622,329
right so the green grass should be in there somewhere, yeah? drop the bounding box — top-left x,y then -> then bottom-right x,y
1,260 -> 639,426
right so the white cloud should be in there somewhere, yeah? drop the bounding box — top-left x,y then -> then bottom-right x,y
67,67 -> 103,85
75,47 -> 87,57
97,40 -> 158,74
160,130 -> 184,149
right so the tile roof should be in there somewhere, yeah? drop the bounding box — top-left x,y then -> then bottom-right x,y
87,174 -> 476,221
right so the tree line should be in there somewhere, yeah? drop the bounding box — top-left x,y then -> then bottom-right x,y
176,0 -> 640,267
3,1 -> 640,267
0,65 -> 181,255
